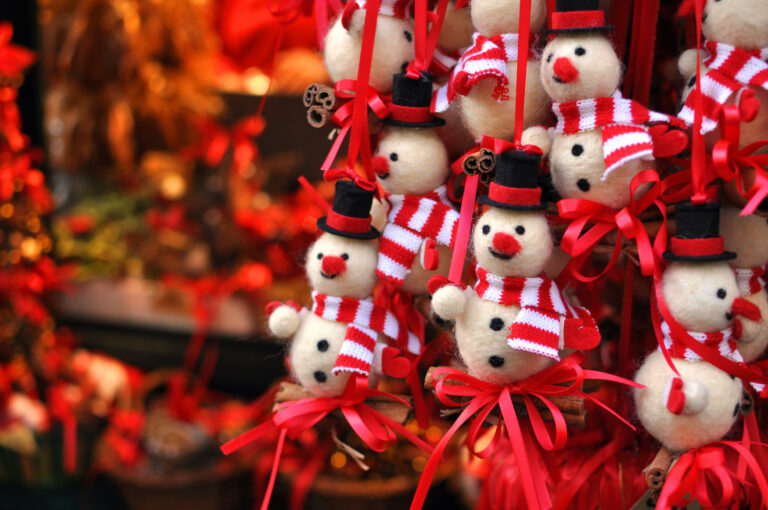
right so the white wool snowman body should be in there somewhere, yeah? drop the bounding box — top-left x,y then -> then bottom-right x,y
324,0 -> 416,94
373,73 -> 459,295
523,0 -> 684,210
433,0 -> 550,141
430,149 -> 600,384
721,206 -> 768,363
634,202 -> 761,452
268,182 -> 419,397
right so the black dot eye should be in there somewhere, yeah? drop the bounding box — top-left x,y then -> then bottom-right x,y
489,317 -> 504,331
488,355 -> 505,368
401,61 -> 409,71
575,47 -> 586,56
717,288 -> 727,299
403,30 -> 412,42
571,144 -> 584,157
688,75 -> 696,88
389,152 -> 398,162
482,224 -> 491,235
702,13 -> 708,21
546,53 -> 553,63
341,253 -> 349,260
317,252 -> 323,260
726,312 -> 733,321
577,178 -> 591,192
314,371 -> 327,383
317,339 -> 329,352
515,225 -> 525,235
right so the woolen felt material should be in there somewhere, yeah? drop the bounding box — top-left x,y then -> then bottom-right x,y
384,72 -> 446,128
548,0 -> 612,33
317,180 -> 380,239
479,150 -> 547,211
664,201 -> 736,262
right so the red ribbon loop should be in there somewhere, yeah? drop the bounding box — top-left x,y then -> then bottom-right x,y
557,169 -> 667,282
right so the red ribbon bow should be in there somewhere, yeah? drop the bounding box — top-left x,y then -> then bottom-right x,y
410,353 -> 642,510
557,169 -> 668,283
711,98 -> 768,216
185,116 -> 265,176
657,443 -> 768,510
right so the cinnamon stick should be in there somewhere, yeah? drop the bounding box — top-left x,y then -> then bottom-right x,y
645,446 -> 672,490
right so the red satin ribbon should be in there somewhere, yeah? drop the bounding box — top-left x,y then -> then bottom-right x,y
690,0 -> 708,205
409,353 -> 642,510
711,102 -> 768,216
656,442 -> 768,510
406,0 -> 450,79
651,280 -> 768,386
557,169 -> 668,282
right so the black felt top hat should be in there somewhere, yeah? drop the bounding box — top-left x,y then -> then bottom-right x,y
549,0 -> 613,33
384,72 -> 445,128
664,201 -> 736,262
478,150 -> 545,211
317,180 -> 380,240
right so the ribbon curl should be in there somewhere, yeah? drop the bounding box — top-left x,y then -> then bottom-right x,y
557,169 -> 668,282
410,353 -> 642,510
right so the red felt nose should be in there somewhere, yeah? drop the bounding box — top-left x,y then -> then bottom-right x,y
492,232 -> 521,255
732,297 -> 762,321
321,256 -> 347,276
372,156 -> 390,176
553,57 -> 579,83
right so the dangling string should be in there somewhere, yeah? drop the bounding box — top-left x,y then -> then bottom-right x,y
447,0 -> 533,284
690,0 -> 709,204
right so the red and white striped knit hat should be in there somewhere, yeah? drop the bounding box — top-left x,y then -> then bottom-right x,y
342,0 -> 414,29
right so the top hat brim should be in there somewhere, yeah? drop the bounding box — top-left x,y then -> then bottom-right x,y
547,24 -> 613,34
317,217 -> 380,240
383,117 -> 446,128
478,195 -> 547,211
662,250 -> 737,262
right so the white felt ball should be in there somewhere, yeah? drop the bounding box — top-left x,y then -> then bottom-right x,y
268,305 -> 301,339
431,284 -> 467,320
521,125 -> 552,156
470,0 -> 547,37
702,0 -> 768,51
634,350 -> 743,453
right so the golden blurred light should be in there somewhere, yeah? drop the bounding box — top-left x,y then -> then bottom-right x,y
425,426 -> 443,444
244,69 -> 271,96
412,456 -> 427,473
8,250 -> 20,264
20,237 -> 41,260
330,451 -> 347,469
27,217 -> 41,233
0,204 -> 14,218
160,173 -> 187,200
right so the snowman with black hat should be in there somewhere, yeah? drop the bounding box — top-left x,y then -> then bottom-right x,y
428,149 -> 600,385
373,72 -> 460,295
268,180 -> 421,397
634,201 -> 763,453
523,0 -> 685,210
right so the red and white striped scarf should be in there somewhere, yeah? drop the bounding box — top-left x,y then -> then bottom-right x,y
377,185 -> 460,286
433,33 -> 529,113
735,266 -> 767,297
659,320 -> 742,363
552,92 -> 685,176
679,41 -> 768,134
473,266 -> 593,360
311,292 -> 421,376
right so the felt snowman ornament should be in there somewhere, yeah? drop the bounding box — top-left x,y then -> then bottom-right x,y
677,0 -> 768,149
634,202 -> 762,453
524,0 -> 685,210
721,206 -> 768,363
268,181 -> 420,397
430,149 -> 600,385
432,0 -> 550,141
324,0 -> 416,94
373,73 -> 460,295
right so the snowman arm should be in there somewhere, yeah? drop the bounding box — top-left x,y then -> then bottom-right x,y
428,275 -> 468,320
521,126 -> 553,156
266,301 -> 308,339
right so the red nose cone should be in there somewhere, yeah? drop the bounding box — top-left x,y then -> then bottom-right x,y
492,232 -> 521,256
553,57 -> 579,83
321,255 -> 347,276
732,296 -> 762,321
372,156 -> 390,177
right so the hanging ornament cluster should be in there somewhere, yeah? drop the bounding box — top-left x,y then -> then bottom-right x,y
223,0 -> 768,509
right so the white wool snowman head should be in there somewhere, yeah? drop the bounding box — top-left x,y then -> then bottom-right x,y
678,0 -> 768,50
372,73 -> 450,195
634,202 -> 747,452
438,1 -> 474,52
324,0 -> 416,93
470,0 -> 548,37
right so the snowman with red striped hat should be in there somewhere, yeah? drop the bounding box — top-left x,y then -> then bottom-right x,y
523,0 -> 685,210
268,181 -> 421,396
373,72 -> 459,295
634,201 -> 762,453
324,0 -> 416,93
429,149 -> 600,384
